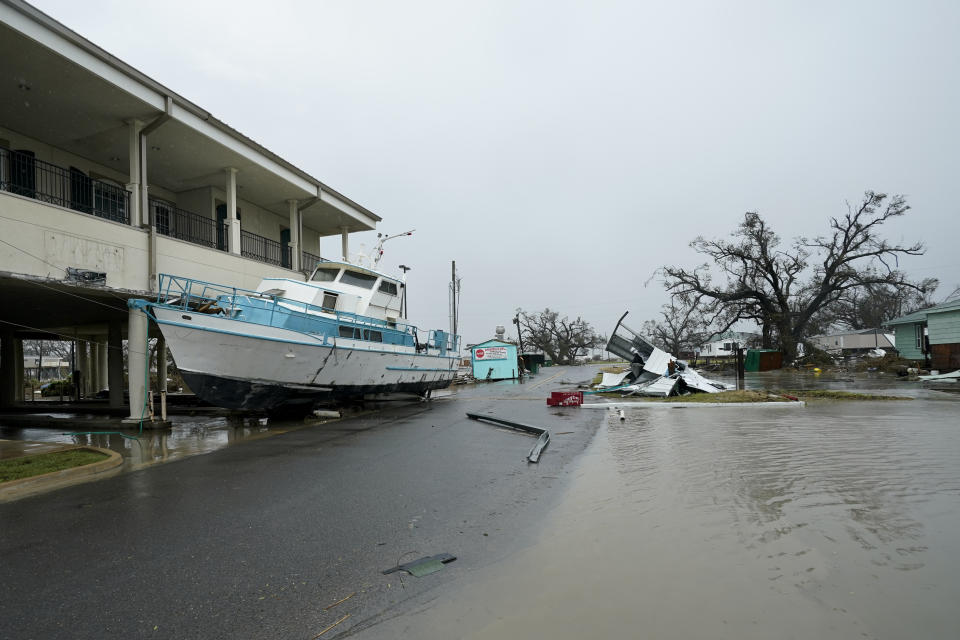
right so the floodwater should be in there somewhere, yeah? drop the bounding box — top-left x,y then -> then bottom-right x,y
362,378 -> 960,639
0,414 -> 321,471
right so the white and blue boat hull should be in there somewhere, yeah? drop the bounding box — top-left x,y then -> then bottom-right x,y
151,307 -> 457,411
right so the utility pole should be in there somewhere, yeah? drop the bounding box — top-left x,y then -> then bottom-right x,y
513,313 -> 526,380
449,260 -> 461,341
451,261 -> 457,338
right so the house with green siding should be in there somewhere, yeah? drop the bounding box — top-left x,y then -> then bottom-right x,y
887,299 -> 960,370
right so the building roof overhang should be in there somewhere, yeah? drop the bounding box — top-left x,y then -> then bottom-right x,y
0,0 -> 380,233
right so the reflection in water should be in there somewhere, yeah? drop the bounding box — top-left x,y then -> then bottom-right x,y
0,415 -> 310,471
600,396 -> 960,636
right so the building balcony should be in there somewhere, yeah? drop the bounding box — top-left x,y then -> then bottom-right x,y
1,147 -> 130,224
0,146 -> 317,273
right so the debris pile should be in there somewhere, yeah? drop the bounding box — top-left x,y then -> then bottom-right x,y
600,312 -> 731,397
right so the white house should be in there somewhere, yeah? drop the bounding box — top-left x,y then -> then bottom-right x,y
699,331 -> 760,357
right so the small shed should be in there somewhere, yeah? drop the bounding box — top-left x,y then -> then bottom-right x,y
471,339 -> 519,380
744,349 -> 782,372
520,352 -> 545,374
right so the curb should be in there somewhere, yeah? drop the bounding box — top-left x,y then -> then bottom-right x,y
580,401 -> 807,409
0,446 -> 123,503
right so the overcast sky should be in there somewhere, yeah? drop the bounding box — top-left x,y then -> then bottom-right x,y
33,0 -> 960,346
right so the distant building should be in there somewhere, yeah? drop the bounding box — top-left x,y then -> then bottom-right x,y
699,331 -> 760,358
22,356 -> 69,380
887,299 -> 960,370
808,329 -> 895,356
470,339 -> 519,380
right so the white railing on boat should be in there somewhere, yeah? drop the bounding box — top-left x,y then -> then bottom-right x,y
154,274 -> 459,353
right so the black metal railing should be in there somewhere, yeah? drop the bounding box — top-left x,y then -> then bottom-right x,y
0,148 -> 130,224
148,197 -> 218,248
241,229 -> 291,267
301,250 -> 321,274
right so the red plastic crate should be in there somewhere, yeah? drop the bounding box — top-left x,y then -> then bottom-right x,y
546,391 -> 583,407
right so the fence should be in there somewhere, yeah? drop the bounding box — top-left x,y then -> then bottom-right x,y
0,148 -> 130,224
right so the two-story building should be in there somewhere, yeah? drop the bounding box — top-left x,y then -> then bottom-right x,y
0,0 -> 382,417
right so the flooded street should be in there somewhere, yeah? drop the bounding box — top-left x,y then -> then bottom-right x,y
363,383 -> 960,639
0,414 -> 316,471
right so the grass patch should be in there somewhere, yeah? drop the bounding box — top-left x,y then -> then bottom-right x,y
0,448 -> 108,483
778,389 -> 911,401
644,390 -> 787,403
595,388 -> 912,402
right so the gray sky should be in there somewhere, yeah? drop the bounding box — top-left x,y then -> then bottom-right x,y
33,0 -> 960,345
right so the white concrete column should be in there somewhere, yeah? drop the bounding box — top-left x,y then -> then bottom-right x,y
126,305 -> 149,421
125,119 -> 144,227
341,227 -> 349,261
13,338 -> 23,402
157,336 -> 168,421
225,168 -> 241,255
156,336 -> 168,393
83,337 -> 94,397
89,337 -> 100,395
0,329 -> 17,406
76,337 -> 89,400
97,341 -> 108,392
108,319 -> 123,409
288,199 -> 300,272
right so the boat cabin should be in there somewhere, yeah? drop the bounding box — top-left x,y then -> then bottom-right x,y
255,261 -> 404,322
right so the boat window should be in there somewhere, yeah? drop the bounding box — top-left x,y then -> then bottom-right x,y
339,326 -> 361,339
378,281 -> 398,295
339,270 -> 378,289
311,267 -> 340,282
364,330 -> 383,343
321,292 -> 338,311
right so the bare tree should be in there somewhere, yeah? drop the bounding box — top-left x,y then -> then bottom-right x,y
642,294 -> 711,356
663,191 -> 932,361
820,279 -> 938,331
516,308 -> 602,365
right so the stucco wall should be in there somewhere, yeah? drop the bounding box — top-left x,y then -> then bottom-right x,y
1,192 -> 303,292
0,191 -> 149,289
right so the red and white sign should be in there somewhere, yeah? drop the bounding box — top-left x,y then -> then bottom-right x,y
474,346 -> 508,360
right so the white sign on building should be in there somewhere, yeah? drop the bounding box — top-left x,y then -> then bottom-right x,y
474,346 -> 508,360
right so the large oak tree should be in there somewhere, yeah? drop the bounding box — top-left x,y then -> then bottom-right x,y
663,192 -> 932,361
516,308 -> 602,365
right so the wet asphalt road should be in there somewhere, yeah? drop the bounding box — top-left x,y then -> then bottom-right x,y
0,366 -> 603,640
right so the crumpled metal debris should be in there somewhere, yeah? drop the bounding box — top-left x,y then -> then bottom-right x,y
600,312 -> 731,398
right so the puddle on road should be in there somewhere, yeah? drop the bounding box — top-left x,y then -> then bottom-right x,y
361,388 -> 960,639
0,415 -> 321,471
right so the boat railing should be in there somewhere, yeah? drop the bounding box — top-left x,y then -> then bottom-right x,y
155,274 -> 421,337
427,329 -> 459,354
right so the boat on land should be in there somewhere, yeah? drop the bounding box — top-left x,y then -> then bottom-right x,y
131,259 -> 459,413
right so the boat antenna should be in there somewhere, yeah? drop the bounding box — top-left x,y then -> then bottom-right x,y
372,229 -> 414,268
